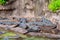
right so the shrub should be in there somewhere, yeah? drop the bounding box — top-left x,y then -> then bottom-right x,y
0,0 -> 7,5
48,0 -> 60,12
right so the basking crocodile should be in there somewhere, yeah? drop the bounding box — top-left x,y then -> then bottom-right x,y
0,18 -> 57,34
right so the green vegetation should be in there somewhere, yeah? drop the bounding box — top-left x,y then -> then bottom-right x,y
48,0 -> 60,12
1,32 -> 16,37
0,32 -> 17,40
0,32 -> 16,37
0,0 -> 7,5
0,32 -> 54,40
24,36 -> 51,40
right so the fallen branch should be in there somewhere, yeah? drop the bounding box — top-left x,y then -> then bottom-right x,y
0,25 -> 60,39
28,32 -> 60,39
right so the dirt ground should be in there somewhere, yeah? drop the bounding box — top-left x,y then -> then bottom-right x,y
0,0 -> 60,40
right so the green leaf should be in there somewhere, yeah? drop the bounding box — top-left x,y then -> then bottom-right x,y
0,0 -> 7,5
48,0 -> 60,12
